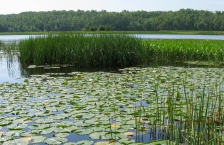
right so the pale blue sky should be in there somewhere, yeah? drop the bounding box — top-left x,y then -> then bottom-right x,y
0,0 -> 223,15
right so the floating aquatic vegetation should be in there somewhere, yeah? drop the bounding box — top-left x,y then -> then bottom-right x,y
0,66 -> 224,144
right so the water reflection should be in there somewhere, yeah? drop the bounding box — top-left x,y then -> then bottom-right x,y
0,53 -> 21,83
0,35 -> 39,41
0,52 -> 124,83
2,53 -> 224,84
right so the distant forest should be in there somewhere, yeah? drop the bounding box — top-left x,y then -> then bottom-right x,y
0,9 -> 224,32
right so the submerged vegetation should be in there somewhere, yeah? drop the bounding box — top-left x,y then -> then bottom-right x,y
17,33 -> 224,67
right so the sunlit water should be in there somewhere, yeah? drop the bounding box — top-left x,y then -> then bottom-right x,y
136,34 -> 224,40
1,34 -> 224,41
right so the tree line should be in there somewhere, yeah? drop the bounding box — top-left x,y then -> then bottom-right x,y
0,9 -> 224,32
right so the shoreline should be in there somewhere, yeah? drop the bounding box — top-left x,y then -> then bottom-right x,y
0,30 -> 224,35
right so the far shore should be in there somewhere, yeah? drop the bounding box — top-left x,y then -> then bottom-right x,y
0,30 -> 224,35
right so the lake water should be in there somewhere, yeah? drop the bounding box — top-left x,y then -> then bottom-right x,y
1,34 -> 224,41
0,57 -> 21,83
137,34 -> 224,40
0,34 -> 224,84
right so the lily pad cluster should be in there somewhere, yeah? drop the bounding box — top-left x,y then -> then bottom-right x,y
0,66 -> 224,144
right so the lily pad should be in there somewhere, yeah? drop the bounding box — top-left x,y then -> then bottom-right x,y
76,140 -> 94,145
44,137 -> 68,145
0,120 -> 12,126
3,139 -> 29,145
20,136 -> 32,142
40,127 -> 55,134
55,133 -> 69,138
118,138 -> 135,144
7,124 -> 27,130
75,129 -> 93,135
89,132 -> 106,139
32,136 -> 46,143
64,143 -> 77,145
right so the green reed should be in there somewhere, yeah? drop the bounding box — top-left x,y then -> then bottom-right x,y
143,39 -> 224,63
18,33 -> 147,68
17,33 -> 224,67
0,40 -> 3,48
135,67 -> 224,145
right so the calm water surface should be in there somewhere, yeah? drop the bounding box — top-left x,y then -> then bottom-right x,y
1,34 -> 224,41
137,34 -> 224,40
0,56 -> 21,83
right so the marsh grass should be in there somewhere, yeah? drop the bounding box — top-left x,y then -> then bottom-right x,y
17,33 -> 224,68
143,39 -> 224,63
127,67 -> 224,145
18,33 -> 147,67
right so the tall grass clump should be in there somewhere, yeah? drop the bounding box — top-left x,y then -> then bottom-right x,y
143,39 -> 224,63
18,33 -> 147,67
130,67 -> 224,144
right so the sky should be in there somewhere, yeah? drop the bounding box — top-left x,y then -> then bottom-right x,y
0,0 -> 223,15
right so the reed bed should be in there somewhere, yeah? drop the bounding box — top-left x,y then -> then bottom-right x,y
143,39 -> 224,63
18,33 -> 224,68
18,33 -> 147,67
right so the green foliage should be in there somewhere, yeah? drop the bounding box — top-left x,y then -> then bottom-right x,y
98,25 -> 112,31
87,26 -> 98,31
18,34 -> 224,68
143,39 -> 224,63
18,33 -> 147,67
0,9 -> 224,32
82,25 -> 112,31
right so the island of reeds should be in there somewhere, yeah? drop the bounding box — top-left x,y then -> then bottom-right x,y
18,33 -> 147,67
17,33 -> 224,68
